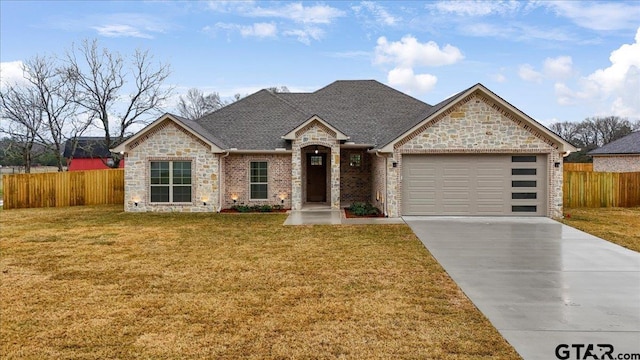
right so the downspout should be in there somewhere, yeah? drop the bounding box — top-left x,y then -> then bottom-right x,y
218,151 -> 230,212
375,150 -> 388,217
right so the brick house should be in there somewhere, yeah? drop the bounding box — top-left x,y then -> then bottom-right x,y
588,131 -> 640,172
112,80 -> 576,218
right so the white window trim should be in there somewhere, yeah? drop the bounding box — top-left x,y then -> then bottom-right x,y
150,160 -> 193,204
249,161 -> 268,200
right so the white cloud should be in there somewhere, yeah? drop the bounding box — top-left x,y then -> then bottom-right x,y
240,23 -> 277,38
427,0 -> 521,16
374,35 -> 462,94
212,22 -> 277,39
375,35 -> 464,67
208,2 -> 345,24
556,28 -> 640,118
545,1 -> 640,31
492,73 -> 507,83
387,67 -> 437,94
283,27 -> 324,45
0,61 -> 26,87
518,64 -> 543,83
92,24 -> 154,39
352,1 -> 399,26
543,56 -> 573,80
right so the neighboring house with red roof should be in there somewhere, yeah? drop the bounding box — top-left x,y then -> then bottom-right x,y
113,80 -> 576,218
63,137 -> 125,171
588,131 -> 640,172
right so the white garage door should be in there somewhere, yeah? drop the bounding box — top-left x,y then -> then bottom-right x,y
402,154 -> 546,216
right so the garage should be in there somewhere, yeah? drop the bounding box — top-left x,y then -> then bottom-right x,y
401,154 -> 546,216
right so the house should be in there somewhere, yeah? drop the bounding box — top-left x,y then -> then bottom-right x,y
588,131 -> 640,172
112,80 -> 577,217
64,137 -> 125,171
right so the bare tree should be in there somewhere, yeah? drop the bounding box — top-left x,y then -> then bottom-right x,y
177,88 -> 223,120
550,116 -> 635,163
0,84 -> 43,172
63,39 -> 172,167
549,121 -> 581,145
266,86 -> 289,93
22,56 -> 86,171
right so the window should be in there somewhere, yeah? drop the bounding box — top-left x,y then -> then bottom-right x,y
512,168 -> 537,175
512,155 -> 537,162
150,161 -> 192,203
349,153 -> 361,167
512,180 -> 537,187
512,205 -> 537,212
512,192 -> 537,199
310,156 -> 323,166
250,161 -> 268,199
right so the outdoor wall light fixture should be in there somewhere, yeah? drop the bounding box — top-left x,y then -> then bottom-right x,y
554,162 -> 561,168
231,194 -> 238,204
314,146 -> 319,154
133,196 -> 140,207
279,193 -> 287,204
202,197 -> 209,206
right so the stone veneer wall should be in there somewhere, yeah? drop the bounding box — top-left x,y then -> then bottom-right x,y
370,153 -> 388,215
340,149 -> 371,204
391,94 -> 564,218
222,153 -> 292,208
593,155 -> 640,172
124,120 -> 219,212
291,121 -> 340,210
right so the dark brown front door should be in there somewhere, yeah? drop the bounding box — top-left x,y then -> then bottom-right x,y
306,153 -> 327,202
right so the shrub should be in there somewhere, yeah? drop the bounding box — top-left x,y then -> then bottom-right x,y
348,202 -> 380,216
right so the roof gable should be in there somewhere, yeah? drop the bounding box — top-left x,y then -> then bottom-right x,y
588,131 -> 640,155
111,113 -> 225,154
378,83 -> 578,153
282,115 -> 349,140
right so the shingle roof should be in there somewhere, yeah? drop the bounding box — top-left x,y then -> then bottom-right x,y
588,131 -> 640,155
63,137 -> 114,158
195,80 -> 431,150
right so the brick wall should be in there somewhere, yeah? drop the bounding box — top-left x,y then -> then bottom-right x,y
593,155 -> 640,172
340,149 -> 371,204
370,152 -> 387,215
123,120 -> 219,212
222,153 -> 292,209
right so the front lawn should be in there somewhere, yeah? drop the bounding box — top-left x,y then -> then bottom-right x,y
561,207 -> 640,252
1,205 -> 519,359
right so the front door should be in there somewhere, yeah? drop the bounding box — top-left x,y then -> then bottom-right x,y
306,153 -> 327,202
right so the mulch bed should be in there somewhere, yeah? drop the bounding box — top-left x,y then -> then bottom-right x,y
343,208 -> 386,218
219,208 -> 289,213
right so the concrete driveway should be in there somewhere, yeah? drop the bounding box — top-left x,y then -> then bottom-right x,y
404,217 -> 640,360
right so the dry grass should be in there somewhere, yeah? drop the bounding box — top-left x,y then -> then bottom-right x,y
1,205 -> 520,359
560,207 -> 640,252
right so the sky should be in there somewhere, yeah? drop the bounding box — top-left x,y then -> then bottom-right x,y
1,0 -> 639,128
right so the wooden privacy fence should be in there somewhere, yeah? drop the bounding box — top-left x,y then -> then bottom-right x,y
563,163 -> 593,172
2,169 -> 124,210
563,171 -> 640,207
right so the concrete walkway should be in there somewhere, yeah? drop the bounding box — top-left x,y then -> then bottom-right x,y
404,216 -> 640,360
283,208 -> 405,225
